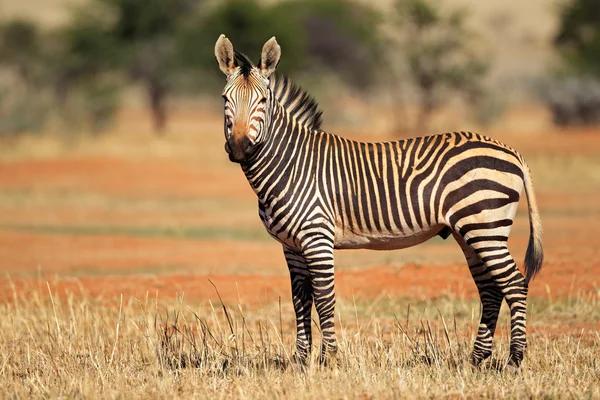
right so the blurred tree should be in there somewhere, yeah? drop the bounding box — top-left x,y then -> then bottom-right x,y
391,0 -> 489,133
0,19 -> 52,134
555,0 -> 600,77
0,20 -> 43,87
47,7 -> 122,133
537,76 -> 600,126
180,0 -> 381,91
60,0 -> 201,133
178,0 -> 303,87
2,0 -> 383,134
273,0 -> 382,89
542,0 -> 600,127
106,0 -> 199,132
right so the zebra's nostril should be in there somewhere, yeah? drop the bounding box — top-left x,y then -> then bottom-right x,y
241,136 -> 254,155
225,135 -> 253,162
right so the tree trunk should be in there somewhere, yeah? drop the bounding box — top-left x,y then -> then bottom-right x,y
148,79 -> 167,134
415,87 -> 435,133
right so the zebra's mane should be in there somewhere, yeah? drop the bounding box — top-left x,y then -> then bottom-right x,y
233,51 -> 323,131
269,75 -> 323,131
234,50 -> 254,79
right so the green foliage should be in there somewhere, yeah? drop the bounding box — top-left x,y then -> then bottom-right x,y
102,0 -> 195,40
79,76 -> 122,133
0,0 -> 384,135
543,0 -> 600,127
274,0 -> 382,88
0,84 -> 50,135
0,20 -> 52,135
392,0 -> 489,132
45,11 -> 123,134
537,76 -> 600,127
0,0 -> 383,134
56,8 -> 119,81
96,0 -> 198,78
178,0 -> 304,88
555,0 -> 600,77
0,15 -> 124,135
0,20 -> 40,72
400,0 -> 439,28
0,19 -> 48,89
52,0 -> 202,133
181,0 -> 381,90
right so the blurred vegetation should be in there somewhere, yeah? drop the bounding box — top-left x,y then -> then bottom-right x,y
53,0 -> 200,133
0,0 -> 384,135
1,0 -> 596,135
389,0 -> 490,132
179,0 -> 382,90
541,0 -> 600,127
555,0 -> 600,77
0,20 -> 52,134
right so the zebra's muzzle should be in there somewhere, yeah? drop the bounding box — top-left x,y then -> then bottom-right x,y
225,135 -> 254,163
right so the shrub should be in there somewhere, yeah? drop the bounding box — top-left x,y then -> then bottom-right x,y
537,76 -> 600,126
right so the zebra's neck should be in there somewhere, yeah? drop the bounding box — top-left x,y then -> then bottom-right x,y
241,100 -> 312,202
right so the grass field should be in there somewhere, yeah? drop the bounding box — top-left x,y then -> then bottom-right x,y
0,107 -> 599,398
1,282 -> 598,398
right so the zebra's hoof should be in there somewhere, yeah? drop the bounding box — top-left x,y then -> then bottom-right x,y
505,353 -> 523,371
469,351 -> 492,368
291,352 -> 309,368
319,346 -> 338,367
504,360 -> 521,374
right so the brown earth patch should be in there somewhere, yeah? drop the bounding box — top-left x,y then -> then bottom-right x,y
0,229 -> 283,276
2,261 -> 597,306
0,156 -> 253,199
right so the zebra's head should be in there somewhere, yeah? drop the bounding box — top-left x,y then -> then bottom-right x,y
215,34 -> 281,164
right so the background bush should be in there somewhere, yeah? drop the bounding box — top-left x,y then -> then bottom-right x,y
546,0 -> 600,126
1,0 -> 599,135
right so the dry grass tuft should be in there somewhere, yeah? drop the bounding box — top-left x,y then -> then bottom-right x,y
0,280 -> 599,399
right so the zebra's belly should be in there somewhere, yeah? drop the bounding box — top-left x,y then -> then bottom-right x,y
334,225 -> 446,250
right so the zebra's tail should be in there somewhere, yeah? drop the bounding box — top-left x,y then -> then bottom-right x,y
522,161 -> 544,284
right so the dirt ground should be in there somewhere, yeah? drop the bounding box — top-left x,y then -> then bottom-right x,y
0,116 -> 599,310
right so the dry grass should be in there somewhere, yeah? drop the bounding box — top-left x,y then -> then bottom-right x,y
1,281 -> 598,399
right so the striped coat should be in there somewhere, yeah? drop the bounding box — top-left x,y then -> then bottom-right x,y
215,35 -> 543,368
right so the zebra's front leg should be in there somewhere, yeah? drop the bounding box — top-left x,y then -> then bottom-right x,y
301,238 -> 337,364
283,246 -> 313,364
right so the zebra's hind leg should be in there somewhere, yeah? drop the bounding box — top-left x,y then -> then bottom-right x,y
283,246 -> 313,364
453,233 -> 503,366
465,237 -> 529,368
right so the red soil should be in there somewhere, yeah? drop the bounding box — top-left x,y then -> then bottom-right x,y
0,129 -> 599,311
0,156 -> 252,199
1,261 -> 597,306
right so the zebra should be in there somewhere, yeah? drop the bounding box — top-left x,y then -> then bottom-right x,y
214,34 -> 543,368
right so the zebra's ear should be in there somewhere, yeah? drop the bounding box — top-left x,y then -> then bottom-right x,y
215,34 -> 237,77
259,37 -> 281,78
